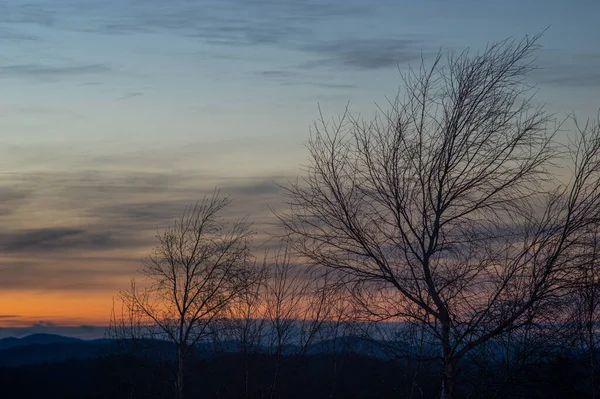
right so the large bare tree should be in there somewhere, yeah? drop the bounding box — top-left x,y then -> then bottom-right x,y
120,191 -> 256,399
278,34 -> 600,398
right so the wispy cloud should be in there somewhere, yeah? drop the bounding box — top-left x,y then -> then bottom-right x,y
0,0 -> 421,97
0,185 -> 31,216
0,3 -> 55,27
300,38 -> 425,70
0,164 -> 289,293
0,64 -> 113,82
0,257 -> 136,292
535,52 -> 600,88
0,27 -> 39,41
0,227 -> 135,254
228,180 -> 282,197
253,37 -> 426,88
70,0 -> 371,38
115,91 -> 143,101
254,69 -> 358,89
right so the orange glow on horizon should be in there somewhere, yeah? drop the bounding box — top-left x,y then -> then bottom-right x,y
0,290 -> 115,327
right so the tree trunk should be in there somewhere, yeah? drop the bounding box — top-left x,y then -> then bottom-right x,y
441,358 -> 456,399
588,318 -> 597,399
245,349 -> 250,399
440,317 -> 456,399
329,356 -> 338,398
177,348 -> 185,399
269,353 -> 281,399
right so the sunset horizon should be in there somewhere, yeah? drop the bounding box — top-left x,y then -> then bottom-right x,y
1,0 -> 599,338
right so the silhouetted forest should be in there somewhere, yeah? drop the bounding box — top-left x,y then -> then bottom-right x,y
0,334 -> 596,398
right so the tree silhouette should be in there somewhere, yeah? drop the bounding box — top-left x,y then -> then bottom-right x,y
278,34 -> 600,398
120,191 -> 257,399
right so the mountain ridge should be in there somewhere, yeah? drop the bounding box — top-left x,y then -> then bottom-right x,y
0,333 -> 84,350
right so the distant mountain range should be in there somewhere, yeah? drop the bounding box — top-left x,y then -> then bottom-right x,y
0,334 -> 111,367
1,331 -> 594,371
0,333 -> 85,350
0,332 -> 404,368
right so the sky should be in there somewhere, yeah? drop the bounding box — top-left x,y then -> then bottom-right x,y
0,0 -> 598,338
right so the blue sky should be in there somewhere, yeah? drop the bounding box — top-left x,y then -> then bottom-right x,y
0,0 -> 598,335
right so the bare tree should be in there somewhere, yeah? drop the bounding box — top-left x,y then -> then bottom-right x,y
262,242 -> 333,399
348,286 -> 440,398
107,295 -> 149,357
466,304 -> 567,399
105,297 -> 152,399
313,284 -> 354,399
120,191 -> 256,399
567,226 -> 600,398
278,34 -> 600,398
263,243 -> 308,399
220,259 -> 268,399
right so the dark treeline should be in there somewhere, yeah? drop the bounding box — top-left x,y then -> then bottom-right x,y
0,334 -> 597,399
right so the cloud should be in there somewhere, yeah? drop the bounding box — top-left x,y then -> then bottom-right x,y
0,257 -> 136,292
300,38 -> 425,70
0,227 -> 139,254
0,27 -> 39,41
0,0 -> 417,94
0,3 -> 55,27
258,70 -> 297,79
537,67 -> 600,88
0,315 -> 19,319
0,168 -> 289,254
192,22 -> 308,48
534,52 -> 600,89
86,177 -> 287,232
310,82 -> 358,89
31,321 -> 56,328
116,91 -> 143,101
93,200 -> 190,230
255,37 -> 425,87
255,69 -> 358,89
72,0 -> 370,39
227,180 -> 282,196
0,185 -> 31,216
43,1 -> 308,45
0,64 -> 112,82
0,1 -> 379,67
0,170 -> 290,295
239,0 -> 373,20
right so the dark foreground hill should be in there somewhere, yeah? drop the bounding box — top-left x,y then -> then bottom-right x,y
0,351 -> 588,399
0,335 -> 592,398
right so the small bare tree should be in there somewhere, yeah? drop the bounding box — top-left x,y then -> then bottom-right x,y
278,33 -> 600,398
313,284 -> 354,399
107,296 -> 149,357
567,226 -> 600,398
263,242 -> 334,399
120,191 -> 256,399
105,297 -> 152,399
263,243 -> 307,399
220,259 -> 268,399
